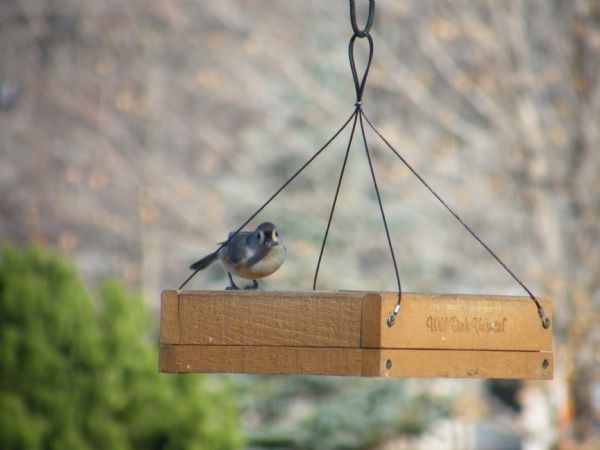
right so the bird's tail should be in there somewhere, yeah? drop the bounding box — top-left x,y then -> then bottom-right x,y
190,251 -> 219,271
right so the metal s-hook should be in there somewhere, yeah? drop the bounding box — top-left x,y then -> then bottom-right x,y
349,0 -> 375,38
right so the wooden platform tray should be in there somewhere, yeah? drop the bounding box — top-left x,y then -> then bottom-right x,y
159,290 -> 553,379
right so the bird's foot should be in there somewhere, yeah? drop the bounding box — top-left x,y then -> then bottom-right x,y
244,280 -> 261,290
226,273 -> 240,290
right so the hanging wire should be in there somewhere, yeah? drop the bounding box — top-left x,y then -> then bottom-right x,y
313,110 -> 359,289
315,0 -> 403,322
346,1 -> 403,325
361,110 -> 549,328
345,0 -> 547,328
178,110 -> 356,290
179,0 -> 549,330
358,111 -> 402,319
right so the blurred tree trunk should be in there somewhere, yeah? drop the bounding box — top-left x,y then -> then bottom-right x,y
518,0 -> 600,445
560,1 -> 600,444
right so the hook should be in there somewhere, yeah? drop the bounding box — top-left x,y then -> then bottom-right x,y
349,0 -> 375,38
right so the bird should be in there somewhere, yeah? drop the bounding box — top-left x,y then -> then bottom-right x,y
190,222 -> 286,290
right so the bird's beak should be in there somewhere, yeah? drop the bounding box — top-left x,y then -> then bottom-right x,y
264,240 -> 278,248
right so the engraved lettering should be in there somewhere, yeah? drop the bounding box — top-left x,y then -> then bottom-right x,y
426,316 -> 508,333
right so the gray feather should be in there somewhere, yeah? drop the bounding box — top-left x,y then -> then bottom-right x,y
190,251 -> 219,270
225,232 -> 253,264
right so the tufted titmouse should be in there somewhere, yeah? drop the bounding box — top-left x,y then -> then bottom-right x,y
190,222 -> 286,290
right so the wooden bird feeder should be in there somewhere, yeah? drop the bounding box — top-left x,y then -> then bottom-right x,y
159,290 -> 552,379
162,2 -> 554,380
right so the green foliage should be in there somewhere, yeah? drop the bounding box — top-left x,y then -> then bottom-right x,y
0,245 -> 242,450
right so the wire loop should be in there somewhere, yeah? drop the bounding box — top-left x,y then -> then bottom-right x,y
348,33 -> 374,103
349,0 -> 375,38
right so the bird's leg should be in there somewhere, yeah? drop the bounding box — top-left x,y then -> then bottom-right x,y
244,280 -> 260,290
225,273 -> 240,290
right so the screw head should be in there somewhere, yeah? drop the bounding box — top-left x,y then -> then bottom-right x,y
385,359 -> 392,370
542,359 -> 550,369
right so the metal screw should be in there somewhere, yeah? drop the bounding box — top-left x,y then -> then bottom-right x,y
385,359 -> 392,370
542,359 -> 550,369
542,317 -> 551,329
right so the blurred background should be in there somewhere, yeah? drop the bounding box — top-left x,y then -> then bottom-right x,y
1,0 -> 599,448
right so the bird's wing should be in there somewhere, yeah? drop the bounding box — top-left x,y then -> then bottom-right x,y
224,231 -> 252,264
217,230 -> 246,246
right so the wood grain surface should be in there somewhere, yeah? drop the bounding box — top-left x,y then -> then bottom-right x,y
158,290 -> 553,379
159,344 -> 553,379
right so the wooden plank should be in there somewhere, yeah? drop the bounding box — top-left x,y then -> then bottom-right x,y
158,343 -> 178,372
374,349 -> 553,379
159,344 -> 366,376
176,290 -> 365,347
158,345 -> 553,379
165,290 -> 552,351
160,290 -> 180,344
361,292 -> 552,351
